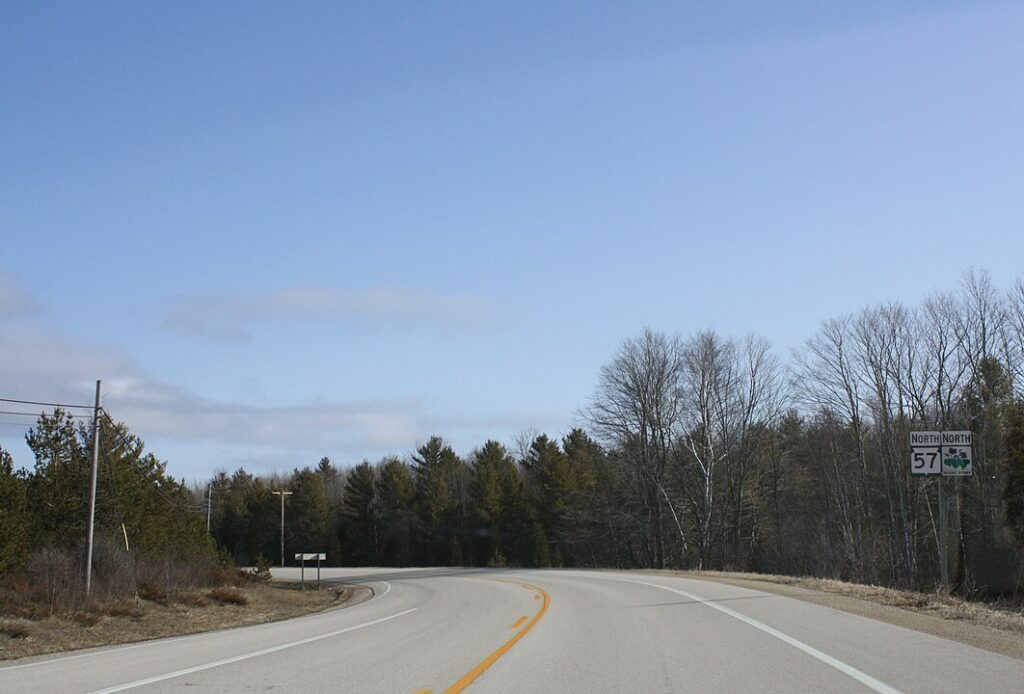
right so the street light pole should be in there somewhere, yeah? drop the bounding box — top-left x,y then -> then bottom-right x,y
271,490 -> 292,568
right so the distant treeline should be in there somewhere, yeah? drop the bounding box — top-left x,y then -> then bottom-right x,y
203,431 -> 613,571
203,270 -> 1024,595
3,270 -> 1024,597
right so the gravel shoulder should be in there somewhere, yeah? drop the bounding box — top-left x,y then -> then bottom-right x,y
645,570 -> 1024,661
0,581 -> 370,662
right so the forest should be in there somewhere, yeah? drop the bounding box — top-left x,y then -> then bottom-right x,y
3,270 -> 1024,598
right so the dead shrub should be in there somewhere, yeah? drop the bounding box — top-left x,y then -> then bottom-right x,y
137,581 -> 169,604
24,547 -> 83,616
87,537 -> 138,604
208,587 -> 250,606
104,602 -> 144,619
0,573 -> 49,619
174,592 -> 209,607
0,621 -> 31,639
210,566 -> 251,587
1,534 -> 221,625
134,551 -> 218,600
70,611 -> 103,627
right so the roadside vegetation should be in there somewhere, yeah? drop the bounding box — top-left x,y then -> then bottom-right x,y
2,269 -> 1024,640
0,413 -> 322,659
0,580 -> 352,661
0,411 -> 225,619
198,270 -> 1024,599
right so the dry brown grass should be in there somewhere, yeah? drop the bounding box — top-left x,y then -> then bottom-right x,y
136,582 -> 169,605
209,566 -> 253,587
685,570 -> 1024,634
208,587 -> 249,606
0,622 -> 31,640
173,592 -> 209,608
0,583 -> 362,662
0,541 -> 227,621
102,602 -> 144,620
69,612 -> 103,628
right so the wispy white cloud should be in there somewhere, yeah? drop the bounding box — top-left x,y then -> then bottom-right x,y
159,286 -> 494,341
1,321 -> 428,453
0,276 -> 561,478
113,388 -> 425,451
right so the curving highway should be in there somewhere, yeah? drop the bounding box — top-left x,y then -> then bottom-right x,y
2,568 -> 1022,693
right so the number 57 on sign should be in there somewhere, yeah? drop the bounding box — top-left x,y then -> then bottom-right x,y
910,431 -> 941,476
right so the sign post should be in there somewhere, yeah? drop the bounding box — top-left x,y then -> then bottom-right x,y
909,430 -> 972,592
294,553 -> 326,590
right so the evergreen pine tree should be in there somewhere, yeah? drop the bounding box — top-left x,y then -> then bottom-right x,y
341,462 -> 378,565
0,447 -> 30,574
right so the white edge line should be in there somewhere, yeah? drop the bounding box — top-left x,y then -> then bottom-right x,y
0,579 -> 393,674
87,607 -> 417,694
602,576 -> 903,694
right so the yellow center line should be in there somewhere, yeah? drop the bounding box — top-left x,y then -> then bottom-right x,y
511,615 -> 528,629
440,581 -> 551,694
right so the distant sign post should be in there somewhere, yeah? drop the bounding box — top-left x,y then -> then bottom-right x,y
295,553 -> 326,590
909,429 -> 972,592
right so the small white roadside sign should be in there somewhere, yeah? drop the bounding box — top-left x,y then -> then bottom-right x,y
294,553 -> 326,589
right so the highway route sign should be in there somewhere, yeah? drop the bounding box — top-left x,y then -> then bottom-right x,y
910,431 -> 941,475
910,430 -> 972,477
941,431 -> 972,476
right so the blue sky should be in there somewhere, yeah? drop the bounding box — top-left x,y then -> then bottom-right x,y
2,1 -> 1023,480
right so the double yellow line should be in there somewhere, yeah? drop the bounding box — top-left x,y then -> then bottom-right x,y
434,581 -> 551,694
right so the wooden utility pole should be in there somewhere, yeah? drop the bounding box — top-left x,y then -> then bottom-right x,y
85,380 -> 101,598
272,490 -> 292,567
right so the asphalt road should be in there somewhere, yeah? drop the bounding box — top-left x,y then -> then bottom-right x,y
2,568 -> 1022,693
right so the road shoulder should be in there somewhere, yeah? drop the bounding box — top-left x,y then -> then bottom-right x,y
657,571 -> 1024,662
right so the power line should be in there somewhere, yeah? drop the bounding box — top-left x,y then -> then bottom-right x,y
2,397 -> 205,514
0,396 -> 95,410
0,409 -> 92,418
99,409 -> 205,514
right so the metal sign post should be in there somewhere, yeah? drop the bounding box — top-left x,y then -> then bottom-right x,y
937,477 -> 948,589
910,430 -> 972,592
295,553 -> 326,590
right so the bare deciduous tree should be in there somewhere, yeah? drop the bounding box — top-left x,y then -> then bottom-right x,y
587,328 -> 685,568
